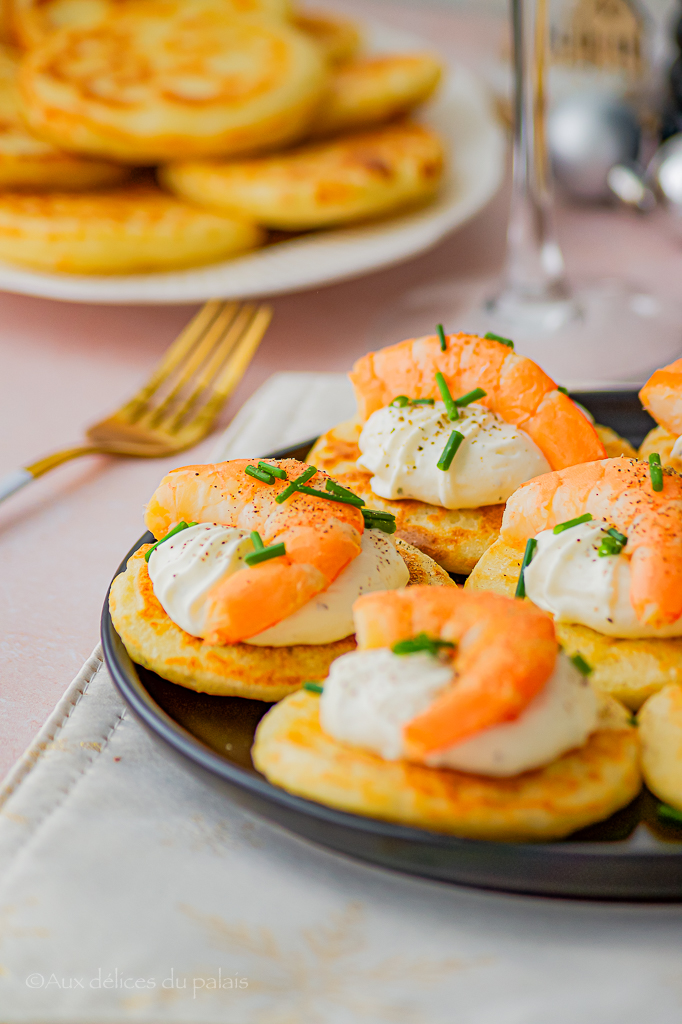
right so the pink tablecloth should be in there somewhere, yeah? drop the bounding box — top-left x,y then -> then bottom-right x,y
1,0 -> 681,779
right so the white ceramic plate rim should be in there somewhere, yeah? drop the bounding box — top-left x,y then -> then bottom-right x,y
0,21 -> 505,304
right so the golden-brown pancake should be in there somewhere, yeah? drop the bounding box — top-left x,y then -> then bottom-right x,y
307,417 -> 503,575
0,181 -> 265,272
310,53 -> 441,138
639,424 -> 682,471
11,0 -> 292,49
595,424 -> 637,460
18,0 -> 327,163
466,538 -> 682,710
0,44 -> 128,189
161,121 -> 444,230
109,537 -> 455,700
293,10 -> 361,66
252,689 -> 641,841
638,684 -> 682,811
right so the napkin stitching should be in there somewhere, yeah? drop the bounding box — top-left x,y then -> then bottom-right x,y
0,647 -> 104,810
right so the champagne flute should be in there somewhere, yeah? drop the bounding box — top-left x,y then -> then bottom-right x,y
376,0 -> 681,391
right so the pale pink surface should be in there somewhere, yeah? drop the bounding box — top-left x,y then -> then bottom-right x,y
1,2 -> 681,779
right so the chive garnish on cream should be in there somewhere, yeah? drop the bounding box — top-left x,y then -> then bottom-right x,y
649,452 -> 663,492
326,478 -> 365,503
258,461 -> 287,479
296,484 -> 364,507
275,465 -> 317,503
515,537 -> 537,598
455,387 -> 487,407
436,323 -> 447,352
303,681 -> 324,694
598,527 -> 627,557
553,513 -> 593,534
245,464 -> 275,484
436,429 -> 464,471
435,372 -> 459,420
484,331 -> 514,348
390,395 -> 410,408
362,508 -> 397,533
244,540 -> 286,566
392,632 -> 455,656
145,520 -> 197,562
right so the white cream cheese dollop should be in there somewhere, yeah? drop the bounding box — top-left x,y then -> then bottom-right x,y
356,401 -> 550,509
148,524 -> 409,645
524,520 -> 682,639
320,648 -> 598,776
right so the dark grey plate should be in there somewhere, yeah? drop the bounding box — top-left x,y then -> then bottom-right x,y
102,395 -> 682,900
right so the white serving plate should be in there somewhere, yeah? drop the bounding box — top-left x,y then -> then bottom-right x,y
0,22 -> 505,305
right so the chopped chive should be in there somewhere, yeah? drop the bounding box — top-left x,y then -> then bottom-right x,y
436,323 -> 447,352
455,387 -> 487,407
649,452 -> 663,492
390,395 -> 410,408
484,331 -> 514,348
435,372 -> 459,420
436,429 -> 464,471
515,537 -> 537,598
411,397 -> 436,406
245,464 -> 275,484
303,681 -> 324,694
570,653 -> 592,676
244,542 -> 286,566
326,478 -> 365,505
553,513 -> 593,534
296,484 -> 364,507
275,465 -> 317,504
258,461 -> 287,480
250,530 -> 265,551
392,632 -> 455,656
557,385 -> 569,395
657,803 -> 682,825
145,520 -> 197,562
362,508 -> 397,533
598,527 -> 627,558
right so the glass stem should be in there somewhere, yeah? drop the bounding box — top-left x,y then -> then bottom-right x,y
501,0 -> 569,304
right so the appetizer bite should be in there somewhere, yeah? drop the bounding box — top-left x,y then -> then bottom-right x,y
639,357 -> 682,472
309,331 -> 607,574
467,458 -> 682,709
638,684 -> 682,815
253,587 -> 640,840
110,458 -> 453,700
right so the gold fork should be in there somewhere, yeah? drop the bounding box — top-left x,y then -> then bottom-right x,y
0,299 -> 272,504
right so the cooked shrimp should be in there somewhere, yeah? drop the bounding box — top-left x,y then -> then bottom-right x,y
353,586 -> 557,756
501,457 -> 682,628
639,357 -> 682,436
145,458 -> 363,644
349,331 -> 606,470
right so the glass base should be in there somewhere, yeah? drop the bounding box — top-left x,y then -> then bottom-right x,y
371,278 -> 682,391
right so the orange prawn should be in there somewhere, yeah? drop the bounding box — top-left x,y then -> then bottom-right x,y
353,586 -> 557,758
349,331 -> 606,470
500,457 -> 682,628
145,458 -> 363,644
640,356 -> 682,436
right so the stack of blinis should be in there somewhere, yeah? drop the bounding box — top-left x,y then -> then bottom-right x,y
0,0 -> 444,273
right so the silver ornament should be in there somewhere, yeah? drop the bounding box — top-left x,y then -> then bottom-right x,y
547,93 -> 641,201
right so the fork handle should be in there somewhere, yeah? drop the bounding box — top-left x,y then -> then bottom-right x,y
0,446 -> 102,504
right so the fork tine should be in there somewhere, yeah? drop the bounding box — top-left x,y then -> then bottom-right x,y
177,305 -> 273,437
120,299 -> 228,421
164,304 -> 258,430
143,302 -> 243,427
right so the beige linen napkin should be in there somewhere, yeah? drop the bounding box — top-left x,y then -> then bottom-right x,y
1,373 -> 681,1024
